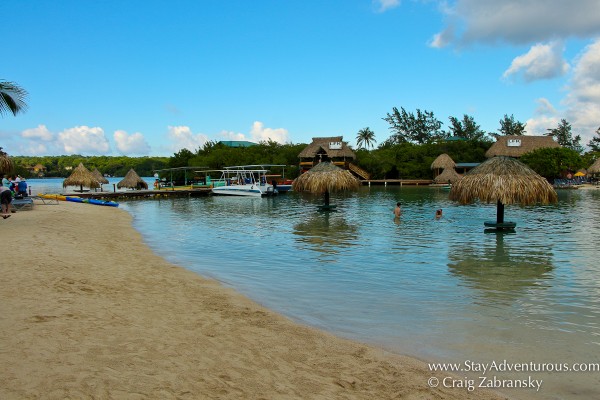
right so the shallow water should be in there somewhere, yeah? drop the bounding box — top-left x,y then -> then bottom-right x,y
26,179 -> 600,399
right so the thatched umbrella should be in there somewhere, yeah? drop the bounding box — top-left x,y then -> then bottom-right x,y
117,168 -> 148,190
431,153 -> 456,178
63,163 -> 101,192
449,156 -> 557,229
588,159 -> 600,175
92,168 -> 109,185
433,167 -> 462,184
0,147 -> 13,175
292,162 -> 360,210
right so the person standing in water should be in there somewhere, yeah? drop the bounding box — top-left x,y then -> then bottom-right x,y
393,202 -> 402,218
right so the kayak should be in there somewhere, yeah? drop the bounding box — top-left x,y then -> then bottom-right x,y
85,198 -> 119,207
38,194 -> 119,207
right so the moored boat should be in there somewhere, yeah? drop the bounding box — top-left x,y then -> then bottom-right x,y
211,166 -> 278,197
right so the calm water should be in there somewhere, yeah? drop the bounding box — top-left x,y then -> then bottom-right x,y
27,179 -> 600,399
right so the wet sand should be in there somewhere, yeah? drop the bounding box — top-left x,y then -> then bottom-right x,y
0,201 -> 506,399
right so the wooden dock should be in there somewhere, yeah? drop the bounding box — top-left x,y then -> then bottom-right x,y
362,179 -> 433,186
64,187 -> 212,200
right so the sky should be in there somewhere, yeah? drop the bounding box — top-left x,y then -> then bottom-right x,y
2,0 -> 600,157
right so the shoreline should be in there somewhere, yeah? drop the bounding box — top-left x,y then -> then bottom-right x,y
0,201 -> 506,399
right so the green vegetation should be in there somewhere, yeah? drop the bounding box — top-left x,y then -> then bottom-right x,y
11,155 -> 169,178
520,147 -> 586,179
0,80 -> 28,117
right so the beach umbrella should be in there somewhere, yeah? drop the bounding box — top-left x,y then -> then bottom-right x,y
63,163 -> 101,192
431,153 -> 456,178
433,167 -> 462,184
449,156 -> 557,229
117,168 -> 148,190
0,147 -> 13,175
292,162 -> 360,210
91,168 -> 109,185
574,171 -> 586,177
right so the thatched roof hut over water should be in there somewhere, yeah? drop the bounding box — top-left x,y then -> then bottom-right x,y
63,163 -> 100,191
434,168 -> 462,184
431,154 -> 456,170
117,169 -> 148,190
449,156 -> 557,228
293,162 -> 360,209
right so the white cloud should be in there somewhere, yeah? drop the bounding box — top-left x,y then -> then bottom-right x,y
217,121 -> 290,144
433,0 -> 600,47
57,126 -> 110,155
114,130 -> 151,154
374,0 -> 400,13
21,124 -> 53,141
249,121 -> 289,143
218,130 -> 246,141
523,39 -> 600,145
525,98 -> 560,136
167,125 -> 210,153
17,142 -> 52,156
563,39 -> 600,145
503,42 -> 569,82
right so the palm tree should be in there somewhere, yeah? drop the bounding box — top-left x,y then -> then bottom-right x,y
0,80 -> 28,117
356,127 -> 377,150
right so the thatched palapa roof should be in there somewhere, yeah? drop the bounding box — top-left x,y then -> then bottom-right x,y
431,153 -> 456,170
298,136 -> 356,159
63,163 -> 101,189
292,162 -> 360,194
485,135 -> 560,158
92,168 -> 109,184
0,147 -> 13,174
449,156 -> 557,206
117,169 -> 148,190
434,168 -> 462,184
588,158 -> 600,174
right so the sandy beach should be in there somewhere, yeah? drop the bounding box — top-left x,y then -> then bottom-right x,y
0,201 -> 506,399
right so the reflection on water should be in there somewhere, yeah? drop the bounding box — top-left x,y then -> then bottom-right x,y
111,186 -> 600,400
293,211 -> 358,260
448,231 -> 554,304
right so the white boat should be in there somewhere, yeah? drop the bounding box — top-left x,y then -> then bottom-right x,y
210,166 -> 278,197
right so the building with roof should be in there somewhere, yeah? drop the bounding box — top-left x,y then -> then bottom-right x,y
485,135 -> 560,158
297,136 -> 370,179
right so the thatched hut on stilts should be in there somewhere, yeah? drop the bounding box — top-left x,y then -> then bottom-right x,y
449,156 -> 557,231
292,162 -> 360,211
431,154 -> 456,178
433,168 -> 462,185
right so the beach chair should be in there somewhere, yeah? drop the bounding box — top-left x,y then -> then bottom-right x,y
32,195 -> 59,205
11,197 -> 34,211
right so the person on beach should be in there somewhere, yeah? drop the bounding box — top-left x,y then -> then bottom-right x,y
0,182 -> 12,219
393,202 -> 402,218
2,175 -> 10,189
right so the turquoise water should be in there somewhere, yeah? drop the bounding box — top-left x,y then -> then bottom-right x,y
26,179 -> 600,398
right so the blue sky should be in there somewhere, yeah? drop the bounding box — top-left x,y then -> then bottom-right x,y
2,0 -> 600,156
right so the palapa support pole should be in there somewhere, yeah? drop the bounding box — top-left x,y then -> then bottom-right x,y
324,190 -> 330,206
497,200 -> 505,224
